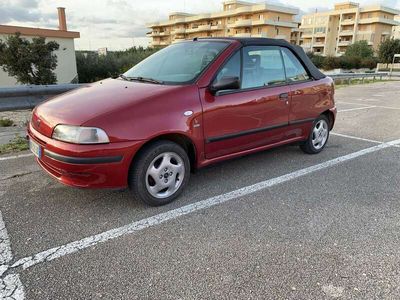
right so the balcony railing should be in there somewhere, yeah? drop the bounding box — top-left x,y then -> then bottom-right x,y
229,19 -> 252,28
234,33 -> 252,37
338,40 -> 351,46
341,19 -> 355,25
339,30 -> 354,36
172,28 -> 186,34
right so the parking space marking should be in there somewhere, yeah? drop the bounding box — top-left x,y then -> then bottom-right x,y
0,153 -> 33,162
9,138 -> 400,273
338,101 -> 400,111
338,106 -> 376,113
331,133 -> 383,144
0,212 -> 25,299
338,101 -> 378,106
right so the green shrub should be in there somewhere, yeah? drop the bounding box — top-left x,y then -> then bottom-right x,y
322,56 -> 340,70
0,118 -> 14,127
378,39 -> 400,63
360,57 -> 378,69
76,47 -> 161,83
344,40 -> 374,59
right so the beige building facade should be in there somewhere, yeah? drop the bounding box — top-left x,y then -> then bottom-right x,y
0,8 -> 80,87
393,16 -> 400,40
147,0 -> 299,46
300,2 -> 400,56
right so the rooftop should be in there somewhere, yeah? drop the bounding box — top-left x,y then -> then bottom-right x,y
0,8 -> 79,39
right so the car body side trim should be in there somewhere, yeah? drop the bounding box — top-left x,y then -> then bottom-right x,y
206,118 -> 315,143
44,150 -> 123,165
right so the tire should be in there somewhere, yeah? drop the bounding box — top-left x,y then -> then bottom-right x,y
300,115 -> 330,154
129,140 -> 190,206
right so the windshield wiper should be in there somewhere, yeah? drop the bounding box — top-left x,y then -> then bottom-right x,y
128,76 -> 164,84
118,74 -> 130,81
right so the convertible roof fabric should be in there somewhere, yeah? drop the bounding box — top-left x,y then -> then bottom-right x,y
197,37 -> 326,80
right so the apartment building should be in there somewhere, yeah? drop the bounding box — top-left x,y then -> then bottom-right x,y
393,16 -> 400,40
147,0 -> 299,46
300,2 -> 400,56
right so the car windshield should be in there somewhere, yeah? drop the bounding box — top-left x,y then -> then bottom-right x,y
123,41 -> 228,84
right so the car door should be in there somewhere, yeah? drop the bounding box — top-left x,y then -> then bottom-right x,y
201,46 -> 291,159
280,47 -> 321,139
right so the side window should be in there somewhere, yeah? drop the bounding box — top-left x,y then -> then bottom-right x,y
215,51 -> 241,82
242,46 -> 286,89
281,48 -> 310,82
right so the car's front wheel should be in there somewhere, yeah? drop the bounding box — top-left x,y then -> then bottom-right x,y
129,140 -> 190,206
300,115 -> 330,154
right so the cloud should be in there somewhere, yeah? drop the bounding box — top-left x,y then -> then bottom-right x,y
0,0 -> 53,23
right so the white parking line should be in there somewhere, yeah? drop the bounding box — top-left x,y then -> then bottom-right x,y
0,153 -> 33,162
10,138 -> 400,272
338,101 -> 400,111
0,212 -> 25,299
338,101 -> 376,106
331,132 -> 383,144
338,106 -> 376,113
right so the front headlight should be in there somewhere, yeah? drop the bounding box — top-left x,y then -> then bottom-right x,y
52,125 -> 110,144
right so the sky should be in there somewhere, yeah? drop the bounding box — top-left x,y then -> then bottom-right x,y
1,0 -> 399,50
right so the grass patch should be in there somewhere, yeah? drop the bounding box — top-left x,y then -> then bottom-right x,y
0,118 -> 14,127
0,135 -> 29,155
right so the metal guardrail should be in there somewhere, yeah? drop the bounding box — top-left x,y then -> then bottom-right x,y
0,84 -> 84,112
329,72 -> 389,84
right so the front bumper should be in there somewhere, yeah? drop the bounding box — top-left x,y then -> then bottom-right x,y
28,124 -> 144,189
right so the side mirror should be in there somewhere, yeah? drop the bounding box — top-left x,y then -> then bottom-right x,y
210,76 -> 240,95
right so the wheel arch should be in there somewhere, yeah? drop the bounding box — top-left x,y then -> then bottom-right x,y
130,133 -> 197,174
321,109 -> 335,130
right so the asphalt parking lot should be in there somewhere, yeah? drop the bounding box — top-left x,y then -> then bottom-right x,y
1,81 -> 400,299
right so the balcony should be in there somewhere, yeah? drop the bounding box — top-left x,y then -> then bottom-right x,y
172,28 -> 186,34
313,32 -> 326,37
338,40 -> 351,46
339,30 -> 354,36
148,32 -> 171,37
234,33 -> 252,37
341,19 -> 355,25
252,33 -> 268,38
313,42 -> 325,47
301,32 -> 313,38
229,19 -> 252,28
358,17 -> 399,26
186,25 -> 211,33
172,38 -> 186,44
210,24 -> 224,31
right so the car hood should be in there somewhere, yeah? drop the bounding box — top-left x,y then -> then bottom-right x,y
31,78 -> 182,137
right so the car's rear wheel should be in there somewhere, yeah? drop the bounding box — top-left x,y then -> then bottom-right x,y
300,115 -> 330,154
129,140 -> 190,206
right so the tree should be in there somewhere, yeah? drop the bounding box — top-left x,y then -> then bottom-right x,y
76,46 -> 160,83
0,33 -> 59,85
378,38 -> 400,63
344,40 -> 374,59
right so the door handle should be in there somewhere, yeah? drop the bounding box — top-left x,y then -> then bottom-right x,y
279,93 -> 289,100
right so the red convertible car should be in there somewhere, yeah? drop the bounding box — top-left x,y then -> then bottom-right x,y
28,38 -> 336,206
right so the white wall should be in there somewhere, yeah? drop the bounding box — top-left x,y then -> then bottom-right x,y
0,34 -> 78,87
